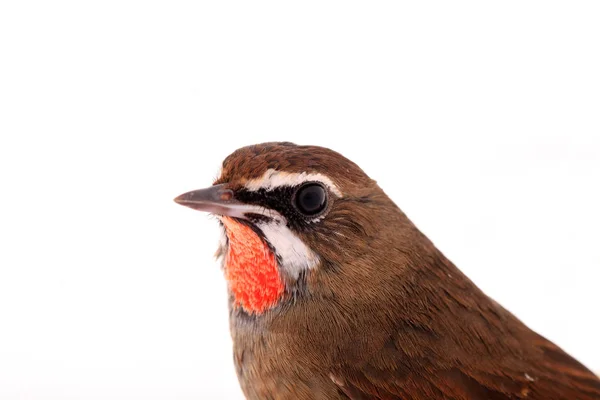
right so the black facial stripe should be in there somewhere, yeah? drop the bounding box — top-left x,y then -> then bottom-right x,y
234,185 -> 326,230
245,213 -> 274,224
235,186 -> 296,217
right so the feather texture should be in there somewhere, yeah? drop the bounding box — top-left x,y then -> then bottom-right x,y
201,143 -> 600,399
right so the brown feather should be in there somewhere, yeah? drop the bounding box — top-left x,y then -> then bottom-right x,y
211,143 -> 600,400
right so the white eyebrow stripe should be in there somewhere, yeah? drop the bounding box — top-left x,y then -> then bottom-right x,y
244,169 -> 343,197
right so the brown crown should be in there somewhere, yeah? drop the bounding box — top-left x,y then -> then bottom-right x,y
214,142 -> 375,194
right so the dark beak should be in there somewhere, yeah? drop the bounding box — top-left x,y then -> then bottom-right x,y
174,184 -> 261,219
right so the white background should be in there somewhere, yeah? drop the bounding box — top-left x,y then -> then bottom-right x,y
1,1 -> 599,399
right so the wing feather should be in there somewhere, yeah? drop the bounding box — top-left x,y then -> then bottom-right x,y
331,310 -> 600,399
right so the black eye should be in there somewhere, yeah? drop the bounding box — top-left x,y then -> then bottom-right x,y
294,183 -> 328,216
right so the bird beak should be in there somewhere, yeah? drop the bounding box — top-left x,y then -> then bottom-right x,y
174,183 -> 271,220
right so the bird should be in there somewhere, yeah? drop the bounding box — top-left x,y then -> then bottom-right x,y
174,142 -> 600,400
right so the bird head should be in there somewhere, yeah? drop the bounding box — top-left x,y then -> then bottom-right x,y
175,142 -> 405,315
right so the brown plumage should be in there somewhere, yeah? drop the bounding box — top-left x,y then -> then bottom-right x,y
175,142 -> 600,399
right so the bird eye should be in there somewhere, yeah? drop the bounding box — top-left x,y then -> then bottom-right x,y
294,183 -> 328,216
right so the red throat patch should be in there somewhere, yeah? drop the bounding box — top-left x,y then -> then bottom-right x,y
221,217 -> 284,314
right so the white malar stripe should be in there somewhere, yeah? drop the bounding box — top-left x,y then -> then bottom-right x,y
244,169 -> 343,198
257,221 -> 320,278
218,202 -> 284,221
215,225 -> 228,262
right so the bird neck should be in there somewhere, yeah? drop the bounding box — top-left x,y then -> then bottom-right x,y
221,217 -> 285,314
